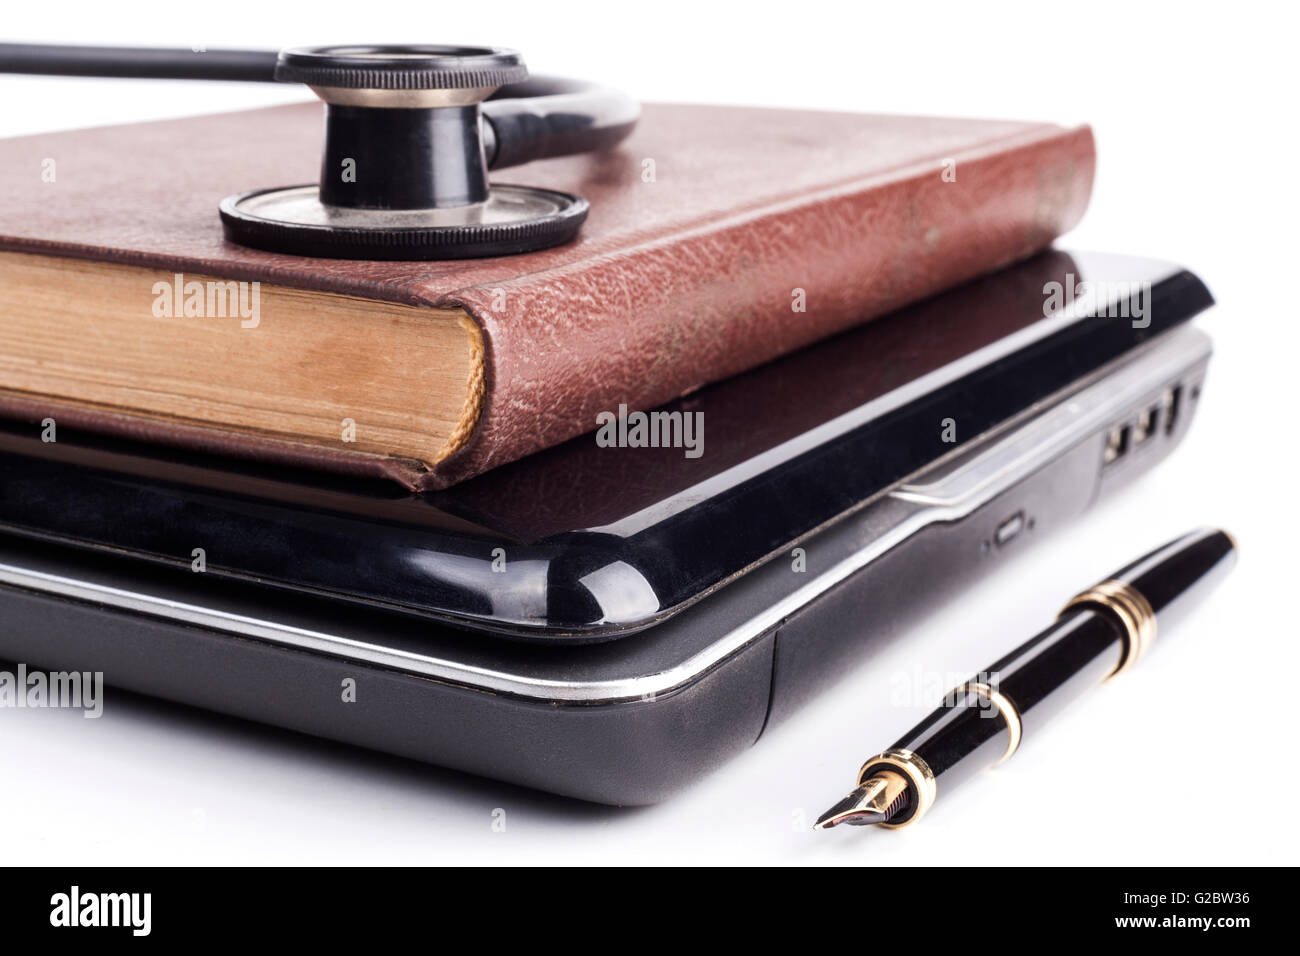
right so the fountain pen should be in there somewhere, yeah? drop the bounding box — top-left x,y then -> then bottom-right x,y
815,528 -> 1237,831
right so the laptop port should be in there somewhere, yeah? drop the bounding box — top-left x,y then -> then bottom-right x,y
995,511 -> 1026,548
1104,424 -> 1131,464
1134,405 -> 1159,444
1163,385 -> 1182,435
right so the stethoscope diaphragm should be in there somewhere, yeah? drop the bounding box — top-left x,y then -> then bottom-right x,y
219,183 -> 588,260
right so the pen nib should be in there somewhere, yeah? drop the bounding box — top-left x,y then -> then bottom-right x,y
814,771 -> 909,830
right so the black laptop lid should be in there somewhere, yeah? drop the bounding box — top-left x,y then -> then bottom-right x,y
0,250 -> 1212,639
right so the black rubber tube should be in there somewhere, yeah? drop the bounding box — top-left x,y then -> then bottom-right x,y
482,76 -> 640,169
0,45 -> 639,167
0,43 -> 279,82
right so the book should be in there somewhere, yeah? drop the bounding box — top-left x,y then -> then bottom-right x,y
0,102 -> 1094,489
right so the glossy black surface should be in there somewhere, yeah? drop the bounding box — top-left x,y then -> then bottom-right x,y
320,105 -> 490,209
1112,528 -> 1237,633
0,251 -> 1214,639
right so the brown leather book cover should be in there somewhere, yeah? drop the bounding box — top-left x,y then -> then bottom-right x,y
0,102 -> 1094,488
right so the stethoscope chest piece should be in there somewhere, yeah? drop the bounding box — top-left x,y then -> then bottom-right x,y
218,45 -> 589,260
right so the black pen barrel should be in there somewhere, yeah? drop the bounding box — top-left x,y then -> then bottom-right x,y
889,609 -> 1126,795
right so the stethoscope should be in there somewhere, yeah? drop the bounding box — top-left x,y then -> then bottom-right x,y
0,43 -> 640,260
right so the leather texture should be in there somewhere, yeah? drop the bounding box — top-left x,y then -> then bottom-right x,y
0,102 -> 1095,488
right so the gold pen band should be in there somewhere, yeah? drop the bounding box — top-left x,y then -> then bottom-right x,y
1060,578 -> 1157,678
959,682 -> 1022,766
856,748 -> 936,829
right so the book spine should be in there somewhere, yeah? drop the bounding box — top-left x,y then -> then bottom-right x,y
430,124 -> 1096,488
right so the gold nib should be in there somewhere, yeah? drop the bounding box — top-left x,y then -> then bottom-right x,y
814,770 -> 909,830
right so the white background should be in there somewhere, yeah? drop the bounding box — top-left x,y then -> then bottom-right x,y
2,1 -> 1295,865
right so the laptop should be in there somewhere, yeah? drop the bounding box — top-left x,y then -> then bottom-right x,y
0,249 -> 1213,803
